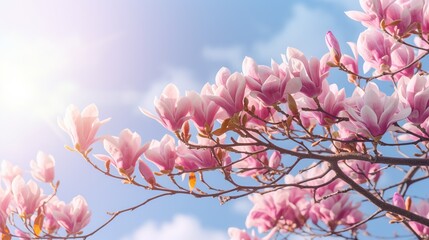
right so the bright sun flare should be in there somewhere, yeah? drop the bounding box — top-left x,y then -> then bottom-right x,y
0,79 -> 40,111
0,37 -> 73,117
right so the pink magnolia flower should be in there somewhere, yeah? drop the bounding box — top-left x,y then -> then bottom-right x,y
397,74 -> 429,124
246,187 -> 309,233
340,160 -> 381,184
398,120 -> 429,142
52,195 -> 91,235
207,72 -> 247,117
242,57 -> 301,106
11,176 -> 43,218
215,67 -> 231,86
30,151 -> 55,183
58,104 -> 110,154
409,200 -> 429,238
176,143 -> 216,171
422,2 -> 429,35
94,129 -> 149,178
233,137 -> 281,177
0,160 -> 22,186
244,96 -> 279,127
389,41 -> 416,80
43,196 -> 62,234
298,82 -> 346,126
357,28 -> 416,79
346,0 -> 421,37
0,188 -> 11,229
142,83 -> 191,132
284,47 -> 328,98
391,193 -> 429,237
392,192 -> 405,209
325,31 -> 342,64
345,82 -> 411,138
357,29 -> 395,75
187,84 -> 220,132
340,42 -> 359,83
138,160 -> 156,186
310,191 -> 365,231
144,134 -> 177,173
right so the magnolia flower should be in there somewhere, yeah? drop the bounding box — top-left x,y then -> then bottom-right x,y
409,201 -> 429,237
186,84 -> 220,132
58,104 -> 110,154
207,72 -> 247,117
310,192 -> 365,231
285,47 -> 328,98
346,0 -> 421,37
246,187 -> 309,233
144,134 -> 177,173
242,57 -> 301,106
346,82 -> 411,139
0,160 -> 22,186
138,160 -> 156,186
397,74 -> 429,124
357,29 -> 395,75
30,151 -> 55,183
340,42 -> 359,83
340,160 -> 381,184
53,195 -> 91,235
392,192 -> 406,209
0,188 -> 11,229
142,83 -> 191,132
298,82 -> 346,126
43,196 -> 62,234
95,129 -> 149,178
325,31 -> 342,64
11,176 -> 43,218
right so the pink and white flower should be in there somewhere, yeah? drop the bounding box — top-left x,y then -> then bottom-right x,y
144,134 -> 177,173
142,83 -> 191,132
346,82 -> 411,138
242,57 -> 301,106
95,129 -> 149,178
397,74 -> 429,124
187,84 -> 220,132
325,31 -> 342,64
58,104 -> 110,154
207,72 -> 247,117
0,160 -> 22,186
284,47 -> 328,98
30,151 -> 55,183
52,195 -> 91,235
138,160 -> 156,186
11,176 -> 43,218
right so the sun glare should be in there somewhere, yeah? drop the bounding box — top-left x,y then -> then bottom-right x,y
0,79 -> 39,111
0,37 -> 74,118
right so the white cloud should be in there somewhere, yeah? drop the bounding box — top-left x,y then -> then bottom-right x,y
121,214 -> 227,240
252,4 -> 335,61
202,45 -> 244,69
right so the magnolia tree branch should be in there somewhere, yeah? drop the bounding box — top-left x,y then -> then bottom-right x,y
4,1 -> 429,240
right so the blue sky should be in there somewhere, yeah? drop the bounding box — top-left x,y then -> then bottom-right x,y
0,1 -> 400,239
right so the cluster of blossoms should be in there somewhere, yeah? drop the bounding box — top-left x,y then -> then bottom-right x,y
0,152 -> 90,239
54,0 -> 429,236
391,193 -> 429,238
6,0 -> 429,239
